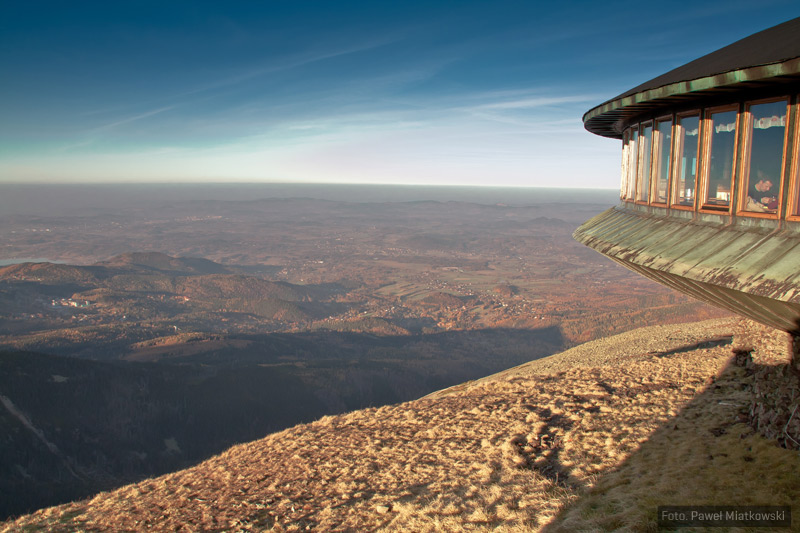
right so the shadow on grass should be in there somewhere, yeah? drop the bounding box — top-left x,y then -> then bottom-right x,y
541,353 -> 800,532
0,326 -> 564,521
648,335 -> 733,358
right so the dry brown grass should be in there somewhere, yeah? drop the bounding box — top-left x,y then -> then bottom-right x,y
4,317 -> 799,532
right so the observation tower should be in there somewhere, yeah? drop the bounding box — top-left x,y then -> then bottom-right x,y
574,17 -> 800,334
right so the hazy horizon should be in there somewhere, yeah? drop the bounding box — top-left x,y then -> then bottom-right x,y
0,182 -> 620,218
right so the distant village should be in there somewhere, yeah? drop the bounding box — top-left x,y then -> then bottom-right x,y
51,298 -> 90,309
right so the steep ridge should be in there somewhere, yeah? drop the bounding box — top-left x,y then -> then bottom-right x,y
4,317 -> 799,532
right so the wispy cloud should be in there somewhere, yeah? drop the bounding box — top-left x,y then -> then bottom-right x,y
287,123 -> 327,131
172,34 -> 405,102
473,94 -> 601,110
54,106 -> 177,152
62,35 -> 411,148
96,106 -> 176,131
57,139 -> 97,152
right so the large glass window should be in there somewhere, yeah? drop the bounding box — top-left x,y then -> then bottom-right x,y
627,127 -> 639,200
620,130 -> 630,200
636,123 -> 653,202
652,118 -> 672,204
703,108 -> 738,210
741,100 -> 787,214
672,114 -> 700,207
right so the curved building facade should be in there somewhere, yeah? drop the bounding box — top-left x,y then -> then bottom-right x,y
574,17 -> 800,333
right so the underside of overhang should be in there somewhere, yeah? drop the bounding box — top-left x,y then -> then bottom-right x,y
573,206 -> 800,333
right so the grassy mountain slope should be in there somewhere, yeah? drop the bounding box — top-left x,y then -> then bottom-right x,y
0,326 -> 564,520
5,317 -> 799,532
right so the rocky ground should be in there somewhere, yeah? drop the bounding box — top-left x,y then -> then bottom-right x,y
4,317 -> 799,532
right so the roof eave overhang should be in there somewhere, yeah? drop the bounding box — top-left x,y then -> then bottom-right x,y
583,57 -> 800,139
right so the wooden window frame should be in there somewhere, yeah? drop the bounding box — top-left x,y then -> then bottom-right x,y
735,97 -> 790,220
787,96 -> 800,221
670,110 -> 701,211
650,115 -> 674,206
635,121 -> 654,205
699,104 -> 739,214
626,125 -> 639,202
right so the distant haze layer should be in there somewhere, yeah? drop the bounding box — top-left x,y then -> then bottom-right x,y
0,184 -> 618,217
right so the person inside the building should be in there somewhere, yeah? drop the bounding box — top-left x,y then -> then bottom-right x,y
746,172 -> 778,212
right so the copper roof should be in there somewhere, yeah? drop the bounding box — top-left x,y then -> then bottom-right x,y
584,17 -> 800,139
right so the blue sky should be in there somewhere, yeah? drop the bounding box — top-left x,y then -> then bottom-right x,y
1,1 -> 798,188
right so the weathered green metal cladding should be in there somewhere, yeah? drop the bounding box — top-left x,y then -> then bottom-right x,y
573,206 -> 800,332
616,256 -> 800,332
583,59 -> 800,138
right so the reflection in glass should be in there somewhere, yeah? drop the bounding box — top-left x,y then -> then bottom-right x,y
673,115 -> 699,206
653,119 -> 672,203
637,124 -> 652,202
704,109 -> 737,209
620,130 -> 629,199
627,128 -> 638,200
742,101 -> 786,213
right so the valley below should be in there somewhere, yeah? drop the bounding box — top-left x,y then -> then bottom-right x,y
0,191 -> 727,519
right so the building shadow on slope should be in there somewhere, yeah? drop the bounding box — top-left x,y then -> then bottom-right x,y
647,336 -> 733,358
0,326 -> 565,521
540,350 -> 800,532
